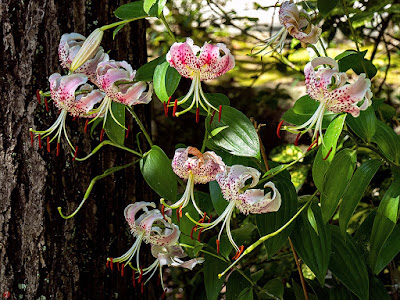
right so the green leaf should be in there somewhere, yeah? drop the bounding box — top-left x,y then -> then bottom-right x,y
339,159 -> 381,234
329,226 -> 369,300
318,0 -> 339,15
180,93 -> 230,116
209,181 -> 228,216
139,145 -> 177,201
346,106 -> 377,142
282,107 -> 335,129
206,106 -> 260,158
203,254 -> 227,300
329,285 -> 355,300
114,0 -> 158,20
352,59 -> 377,79
291,204 -> 331,286
368,179 -> 400,273
113,24 -> 125,39
321,149 -> 357,223
135,54 -> 166,82
354,210 -> 376,257
336,50 -> 366,72
307,205 -> 319,235
312,147 -> 330,192
226,272 -> 252,300
371,120 -> 400,165
374,224 -> 400,274
291,279 -> 319,300
369,276 -> 390,300
104,102 -> 125,146
143,0 -> 157,13
321,114 -> 347,162
256,179 -> 297,259
262,278 -> 284,300
153,61 -> 181,103
292,95 -> 320,115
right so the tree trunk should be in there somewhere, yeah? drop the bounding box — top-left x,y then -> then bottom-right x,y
0,1 -> 157,299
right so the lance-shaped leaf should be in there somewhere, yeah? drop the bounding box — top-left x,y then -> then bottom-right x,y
153,61 -> 181,103
206,106 -> 260,158
261,278 -> 284,300
321,149 -> 357,223
369,276 -> 390,300
328,285 -> 355,300
368,179 -> 400,272
318,0 -> 339,15
329,226 -> 369,300
135,54 -> 166,82
339,159 -> 381,234
104,102 -> 125,146
371,121 -> 400,165
114,0 -> 159,20
226,271 -> 253,300
374,224 -> 400,274
139,145 -> 177,201
346,106 -> 377,142
291,203 -> 331,286
256,178 -> 297,259
209,181 -> 228,216
203,254 -> 227,300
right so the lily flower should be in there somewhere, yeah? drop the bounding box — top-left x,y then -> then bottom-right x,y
93,60 -> 153,126
107,202 -> 180,271
30,73 -> 104,151
284,57 -> 372,140
166,38 -> 235,118
161,147 -> 225,216
58,32 -> 109,83
187,165 -> 281,255
252,1 -> 321,55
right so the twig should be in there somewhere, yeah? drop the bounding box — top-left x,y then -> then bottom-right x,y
289,237 -> 309,300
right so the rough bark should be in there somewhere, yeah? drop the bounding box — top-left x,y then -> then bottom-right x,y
0,0 -> 156,299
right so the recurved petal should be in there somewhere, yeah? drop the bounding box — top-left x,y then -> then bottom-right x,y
166,37 -> 201,79
237,181 -> 282,215
49,73 -> 88,106
171,257 -> 205,270
141,213 -> 180,246
289,25 -> 322,45
74,89 -> 104,117
124,202 -> 156,230
172,148 -> 191,180
58,33 -> 85,68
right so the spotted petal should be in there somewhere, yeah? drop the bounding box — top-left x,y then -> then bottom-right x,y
151,245 -> 204,270
124,202 -> 156,234
139,212 -> 180,246
58,33 -> 85,69
237,182 -> 282,215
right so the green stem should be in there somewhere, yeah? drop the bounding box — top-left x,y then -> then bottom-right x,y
100,18 -> 137,31
319,38 -> 328,57
126,106 -> 153,147
73,140 -> 142,161
58,161 -> 137,219
308,43 -> 321,57
160,13 -> 177,42
200,128 -> 208,153
218,193 -> 315,279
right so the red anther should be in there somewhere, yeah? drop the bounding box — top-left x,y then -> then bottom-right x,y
84,119 -> 89,134
44,97 -> 49,112
190,225 -> 197,240
47,137 -> 50,153
132,269 -> 136,287
38,135 -> 42,149
72,116 -> 78,122
323,147 -> 333,161
141,282 -> 144,294
56,142 -> 60,157
216,240 -> 220,254
172,99 -> 178,117
163,102 -> 168,117
208,215 -> 213,222
121,264 -> 125,277
218,105 -> 222,122
161,204 -> 166,220
315,132 -> 320,147
210,110 -> 216,125
3,291 -> 10,298
36,90 -> 41,104
117,262 -> 120,271
72,146 -> 78,161
110,258 -> 114,271
196,107 -> 200,123
197,228 -> 204,241
139,267 -> 143,283
162,289 -> 167,299
125,124 -> 130,139
30,131 -> 34,146
179,207 -> 183,218
276,120 -> 284,139
294,133 -> 301,146
234,245 -> 245,260
100,128 -> 105,142
176,208 -> 180,222
106,260 -> 109,269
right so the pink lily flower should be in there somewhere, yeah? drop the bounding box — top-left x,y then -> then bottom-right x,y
30,73 -> 104,151
161,147 -> 225,216
166,38 -> 235,117
253,1 -> 321,55
187,165 -> 281,254
285,57 -> 372,140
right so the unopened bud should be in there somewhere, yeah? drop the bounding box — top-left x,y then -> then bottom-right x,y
70,28 -> 104,71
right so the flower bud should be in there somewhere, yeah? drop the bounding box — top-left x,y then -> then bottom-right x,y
70,28 -> 104,72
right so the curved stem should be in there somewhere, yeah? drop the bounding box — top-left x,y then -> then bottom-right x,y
160,12 -> 177,42
126,106 -> 153,147
73,140 -> 142,161
318,38 -> 328,57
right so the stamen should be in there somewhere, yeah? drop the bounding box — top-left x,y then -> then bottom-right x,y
196,107 -> 200,123
44,97 -> 49,112
132,269 -> 136,287
167,97 -> 171,112
47,137 -> 50,153
216,239 -> 220,254
218,105 -> 222,122
110,258 -> 114,271
210,111 -> 216,125
323,147 -> 333,161
161,204 -> 166,220
84,119 -> 89,134
121,264 -> 125,277
233,245 -> 244,260
179,207 -> 183,218
197,228 -> 204,241
56,142 -> 60,157
139,267 -> 143,283
176,208 -> 180,222
30,131 -> 34,146
38,135 -> 42,149
100,128 -> 105,142
72,146 -> 78,161
125,124 -> 130,139
106,260 -> 109,269
277,120 -> 284,139
117,262 -> 120,271
141,282 -> 144,294
163,102 -> 168,117
190,225 -> 197,240
162,289 -> 167,299
173,99 -> 178,117
295,133 -> 301,146
315,131 -> 320,147
36,90 -> 41,104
